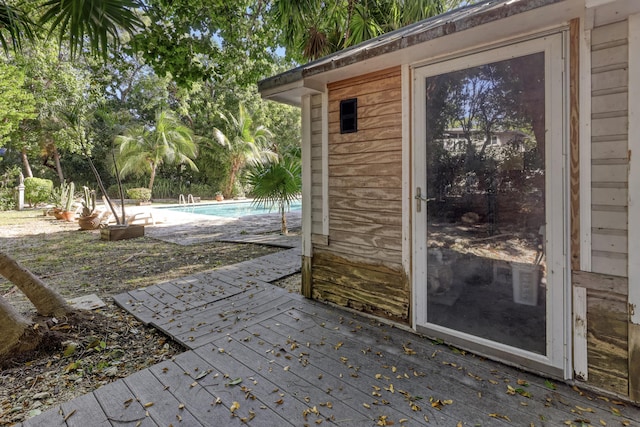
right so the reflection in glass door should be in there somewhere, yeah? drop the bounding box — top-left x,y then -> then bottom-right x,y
413,35 -> 567,372
425,52 -> 547,354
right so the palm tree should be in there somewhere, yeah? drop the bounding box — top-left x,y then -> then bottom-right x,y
273,0 -> 446,61
247,157 -> 302,235
115,109 -> 198,195
212,104 -> 276,198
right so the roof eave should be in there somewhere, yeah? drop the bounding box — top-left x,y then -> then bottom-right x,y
257,0 -> 573,105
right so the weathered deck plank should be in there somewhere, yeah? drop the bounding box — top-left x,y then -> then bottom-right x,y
122,368 -> 204,426
93,379 -> 156,426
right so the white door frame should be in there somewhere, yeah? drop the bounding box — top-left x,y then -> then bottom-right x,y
411,33 -> 571,378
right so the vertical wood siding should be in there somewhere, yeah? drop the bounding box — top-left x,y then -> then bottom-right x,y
590,20 -> 629,277
311,67 -> 408,321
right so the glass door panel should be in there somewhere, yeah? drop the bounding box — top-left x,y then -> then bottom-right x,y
424,52 -> 547,355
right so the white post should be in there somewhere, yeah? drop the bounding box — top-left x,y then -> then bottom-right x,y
16,173 -> 25,211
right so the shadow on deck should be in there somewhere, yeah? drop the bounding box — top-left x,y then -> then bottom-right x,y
21,248 -> 640,426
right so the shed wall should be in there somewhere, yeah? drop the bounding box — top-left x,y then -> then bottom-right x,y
576,18 -> 631,398
311,66 -> 408,321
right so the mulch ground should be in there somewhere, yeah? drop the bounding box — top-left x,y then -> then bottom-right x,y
0,211 -> 295,425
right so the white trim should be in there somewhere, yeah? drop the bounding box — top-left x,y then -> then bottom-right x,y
401,64 -> 412,309
585,0 -> 616,7
412,34 -> 570,377
412,66 -> 427,330
321,89 -> 330,236
580,25 -> 593,272
629,14 -> 640,325
301,95 -> 313,258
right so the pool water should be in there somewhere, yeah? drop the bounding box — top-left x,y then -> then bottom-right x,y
159,200 -> 302,218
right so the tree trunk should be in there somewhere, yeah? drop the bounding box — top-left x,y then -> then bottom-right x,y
148,163 -> 157,194
0,296 -> 39,358
0,252 -> 72,318
225,163 -> 240,199
280,203 -> 288,235
53,147 -> 64,183
21,148 -> 33,178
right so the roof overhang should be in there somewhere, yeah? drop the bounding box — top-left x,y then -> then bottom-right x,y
259,71 -> 325,107
258,0 -> 587,106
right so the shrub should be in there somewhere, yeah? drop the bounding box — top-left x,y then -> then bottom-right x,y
0,188 -> 15,211
188,183 -> 213,198
126,187 -> 152,202
24,177 -> 53,207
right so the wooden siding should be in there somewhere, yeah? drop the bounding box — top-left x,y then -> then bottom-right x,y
573,18 -> 633,401
590,20 -> 629,277
310,94 -> 324,236
311,67 -> 407,321
573,271 -> 629,397
312,251 -> 409,322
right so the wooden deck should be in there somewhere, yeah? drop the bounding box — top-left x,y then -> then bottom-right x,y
21,248 -> 640,426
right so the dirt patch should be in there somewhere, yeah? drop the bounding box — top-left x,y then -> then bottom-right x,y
0,211 -> 283,425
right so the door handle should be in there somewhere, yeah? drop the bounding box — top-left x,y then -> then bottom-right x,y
415,187 -> 429,212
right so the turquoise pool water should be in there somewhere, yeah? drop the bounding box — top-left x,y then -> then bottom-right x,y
159,200 -> 301,218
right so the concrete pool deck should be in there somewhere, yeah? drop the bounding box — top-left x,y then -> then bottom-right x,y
143,203 -> 302,248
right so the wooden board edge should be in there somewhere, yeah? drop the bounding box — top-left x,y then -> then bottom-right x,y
629,321 -> 640,402
570,17 -> 581,271
573,286 -> 588,381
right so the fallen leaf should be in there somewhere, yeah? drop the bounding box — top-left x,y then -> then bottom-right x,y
143,402 -> 154,408
544,379 -> 557,390
195,370 -> 211,380
489,413 -> 511,421
402,344 -> 416,355
227,377 -> 243,386
230,401 -> 240,413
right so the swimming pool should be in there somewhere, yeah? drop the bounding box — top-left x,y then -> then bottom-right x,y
158,200 -> 302,218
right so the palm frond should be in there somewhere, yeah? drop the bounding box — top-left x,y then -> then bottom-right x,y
0,3 -> 36,54
39,0 -> 143,59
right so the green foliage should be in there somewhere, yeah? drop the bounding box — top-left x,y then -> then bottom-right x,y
273,0 -> 445,62
115,109 -> 198,193
0,188 -> 15,211
132,0 -> 279,88
212,104 -> 276,198
0,2 -> 36,53
126,187 -> 151,202
24,177 -> 54,207
39,0 -> 144,60
0,60 -> 36,145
